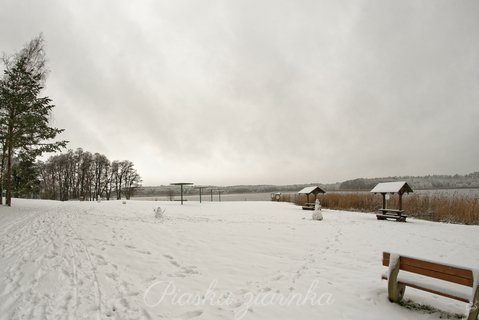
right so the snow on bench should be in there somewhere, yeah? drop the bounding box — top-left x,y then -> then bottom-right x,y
381,271 -> 471,302
382,252 -> 479,320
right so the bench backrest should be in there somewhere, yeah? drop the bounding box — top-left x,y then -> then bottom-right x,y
383,252 -> 473,287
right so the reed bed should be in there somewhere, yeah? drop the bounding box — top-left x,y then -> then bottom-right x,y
279,192 -> 479,225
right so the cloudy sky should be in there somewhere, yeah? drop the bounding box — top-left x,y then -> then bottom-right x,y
1,0 -> 478,186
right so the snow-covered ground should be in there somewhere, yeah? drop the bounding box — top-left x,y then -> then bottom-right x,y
0,199 -> 478,320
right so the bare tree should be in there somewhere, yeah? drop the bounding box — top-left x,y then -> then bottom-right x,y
123,165 -> 142,200
36,148 -> 141,201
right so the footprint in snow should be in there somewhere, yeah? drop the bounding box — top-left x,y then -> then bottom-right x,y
182,266 -> 199,274
271,274 -> 283,281
169,260 -> 180,267
95,255 -> 108,265
106,273 -> 118,281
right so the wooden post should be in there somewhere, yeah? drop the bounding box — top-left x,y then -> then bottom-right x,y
180,184 -> 184,205
388,255 -> 406,302
467,282 -> 479,320
382,193 -> 386,210
171,183 -> 193,205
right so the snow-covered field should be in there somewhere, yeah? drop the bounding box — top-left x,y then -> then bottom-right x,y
0,199 -> 478,320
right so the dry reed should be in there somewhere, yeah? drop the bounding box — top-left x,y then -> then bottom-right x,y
279,192 -> 479,225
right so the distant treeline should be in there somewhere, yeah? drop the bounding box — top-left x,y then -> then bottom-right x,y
34,148 -> 142,201
136,172 -> 479,197
337,172 -> 479,191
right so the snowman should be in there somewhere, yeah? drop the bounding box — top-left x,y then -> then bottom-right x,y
312,199 -> 323,221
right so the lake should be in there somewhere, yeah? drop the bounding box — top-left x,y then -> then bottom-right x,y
132,188 -> 479,202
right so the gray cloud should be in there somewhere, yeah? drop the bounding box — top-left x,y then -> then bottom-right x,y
1,0 -> 478,185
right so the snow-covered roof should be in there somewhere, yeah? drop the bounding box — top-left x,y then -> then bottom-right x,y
298,186 -> 326,195
370,181 -> 413,194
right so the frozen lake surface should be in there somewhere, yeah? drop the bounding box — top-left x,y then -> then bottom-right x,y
134,188 -> 479,202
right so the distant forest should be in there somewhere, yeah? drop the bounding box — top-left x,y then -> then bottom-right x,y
335,172 -> 479,191
136,172 -> 479,197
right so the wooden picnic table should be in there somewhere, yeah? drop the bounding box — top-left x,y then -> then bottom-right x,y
376,209 -> 407,222
302,202 -> 316,211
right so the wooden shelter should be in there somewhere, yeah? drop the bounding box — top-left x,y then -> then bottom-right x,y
298,186 -> 326,210
371,181 -> 413,221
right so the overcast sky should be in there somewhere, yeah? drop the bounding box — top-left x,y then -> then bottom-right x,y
1,0 -> 478,186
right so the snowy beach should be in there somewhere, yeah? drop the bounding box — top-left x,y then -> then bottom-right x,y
1,199 -> 478,319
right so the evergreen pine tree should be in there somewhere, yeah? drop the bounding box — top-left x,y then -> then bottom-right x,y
0,35 -> 67,206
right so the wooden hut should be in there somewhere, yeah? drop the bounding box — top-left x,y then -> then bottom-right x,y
298,186 -> 326,210
371,181 -> 413,221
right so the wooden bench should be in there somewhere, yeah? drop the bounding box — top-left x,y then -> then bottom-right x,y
382,252 -> 479,320
302,203 -> 315,211
377,209 -> 407,222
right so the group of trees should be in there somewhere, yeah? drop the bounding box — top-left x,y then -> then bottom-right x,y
1,35 -> 66,206
1,35 -> 142,206
338,173 -> 479,191
38,148 -> 141,201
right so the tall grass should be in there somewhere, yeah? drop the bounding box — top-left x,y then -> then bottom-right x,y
279,192 -> 479,225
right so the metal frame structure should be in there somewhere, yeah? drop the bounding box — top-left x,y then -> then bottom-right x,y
170,182 -> 193,205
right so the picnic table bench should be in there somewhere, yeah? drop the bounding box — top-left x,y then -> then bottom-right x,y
382,251 -> 479,320
376,209 -> 408,222
302,203 -> 315,211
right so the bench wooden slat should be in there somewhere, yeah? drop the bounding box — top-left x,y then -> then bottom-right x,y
403,281 -> 470,303
381,274 -> 470,303
401,265 -> 472,287
383,252 -> 473,287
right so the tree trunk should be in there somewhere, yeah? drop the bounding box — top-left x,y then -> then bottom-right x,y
5,122 -> 13,206
116,177 -> 122,200
0,143 -> 6,205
